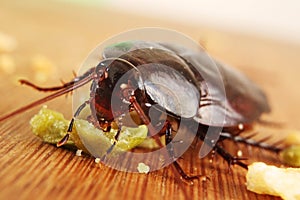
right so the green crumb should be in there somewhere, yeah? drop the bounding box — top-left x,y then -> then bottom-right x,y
30,106 -> 149,156
75,119 -> 148,157
30,106 -> 76,146
281,145 -> 300,167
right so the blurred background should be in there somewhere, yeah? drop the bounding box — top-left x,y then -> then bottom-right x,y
63,0 -> 300,44
1,1 -> 300,200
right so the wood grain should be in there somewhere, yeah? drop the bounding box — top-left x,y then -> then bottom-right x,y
1,1 -> 300,200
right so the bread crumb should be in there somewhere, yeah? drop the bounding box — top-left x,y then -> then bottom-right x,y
76,149 -> 83,157
137,163 -> 150,174
237,150 -> 243,157
94,158 -> 101,163
246,162 -> 300,200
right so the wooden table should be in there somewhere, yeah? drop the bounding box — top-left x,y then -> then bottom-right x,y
1,1 -> 300,199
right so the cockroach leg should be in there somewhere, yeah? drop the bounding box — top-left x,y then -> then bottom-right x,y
129,94 -> 202,182
220,131 -> 282,153
214,144 -> 248,169
100,120 -> 123,161
56,119 -> 73,147
171,161 -> 201,182
129,95 -> 163,145
57,100 -> 89,147
165,121 -> 201,182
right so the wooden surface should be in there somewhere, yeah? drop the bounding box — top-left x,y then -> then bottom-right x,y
1,1 -> 300,200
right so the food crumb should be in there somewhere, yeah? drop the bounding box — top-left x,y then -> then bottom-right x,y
280,145 -> 300,167
237,150 -> 243,157
137,163 -> 150,174
246,162 -> 300,200
76,149 -> 83,157
94,158 -> 101,163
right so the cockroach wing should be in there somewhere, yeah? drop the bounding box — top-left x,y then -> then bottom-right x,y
103,41 -> 200,118
138,63 -> 200,118
103,41 -> 171,59
103,41 -> 270,126
160,43 -> 271,126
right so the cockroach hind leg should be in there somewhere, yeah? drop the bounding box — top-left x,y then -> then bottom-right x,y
214,144 -> 248,170
223,131 -> 283,153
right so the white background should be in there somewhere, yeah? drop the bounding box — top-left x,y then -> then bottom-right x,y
104,0 -> 300,44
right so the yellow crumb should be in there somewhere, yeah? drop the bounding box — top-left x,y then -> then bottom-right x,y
246,162 -> 300,200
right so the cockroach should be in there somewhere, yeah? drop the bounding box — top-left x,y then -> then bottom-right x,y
0,40 -> 282,181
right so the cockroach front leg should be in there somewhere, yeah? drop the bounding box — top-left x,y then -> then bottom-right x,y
129,94 -> 202,182
57,100 -> 89,147
100,119 -> 123,162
